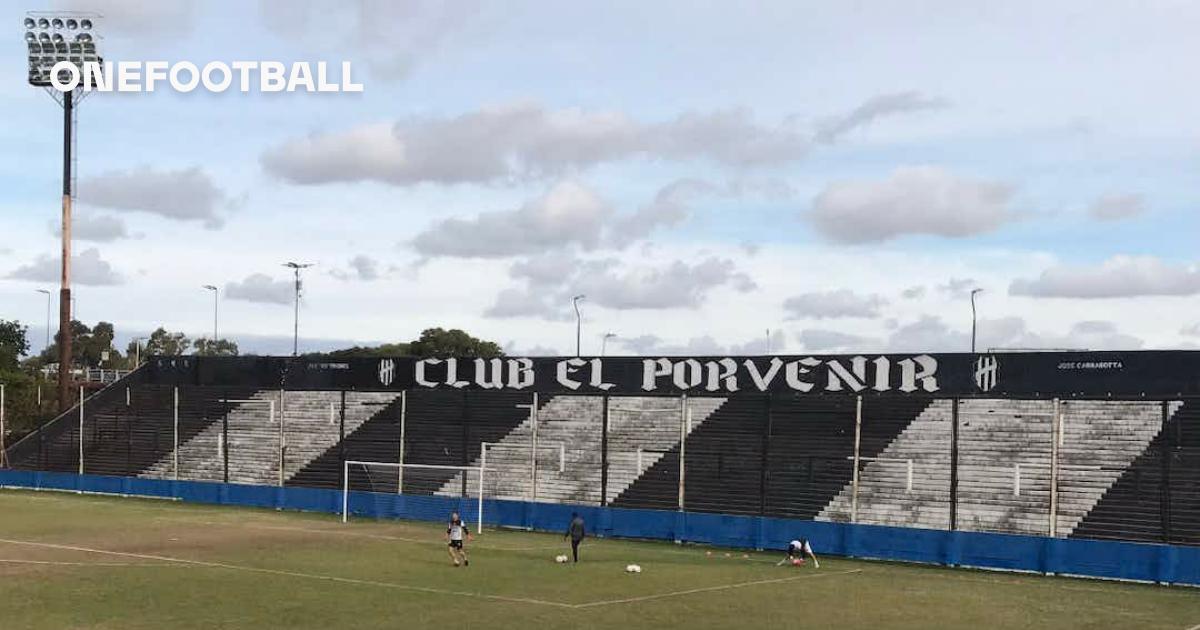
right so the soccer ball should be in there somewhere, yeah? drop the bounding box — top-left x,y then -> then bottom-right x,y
625,564 -> 642,573
555,555 -> 569,563
791,558 -> 804,567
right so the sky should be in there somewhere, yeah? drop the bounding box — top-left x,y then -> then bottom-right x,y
1,0 -> 1198,357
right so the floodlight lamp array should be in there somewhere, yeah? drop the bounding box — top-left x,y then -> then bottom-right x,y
22,12 -> 101,87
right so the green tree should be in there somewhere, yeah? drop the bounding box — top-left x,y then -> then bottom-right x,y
0,321 -> 49,439
0,320 -> 30,370
144,327 -> 191,356
316,342 -> 411,359
193,338 -> 240,356
407,328 -> 503,358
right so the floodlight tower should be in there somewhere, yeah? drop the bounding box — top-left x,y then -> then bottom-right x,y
283,262 -> 313,356
23,11 -> 102,411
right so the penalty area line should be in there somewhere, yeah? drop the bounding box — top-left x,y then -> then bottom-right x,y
574,568 -> 862,608
0,537 -> 573,609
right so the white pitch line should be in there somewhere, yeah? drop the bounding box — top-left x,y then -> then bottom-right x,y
0,537 -> 573,609
0,558 -> 177,567
1183,624 -> 1200,630
573,569 -> 862,608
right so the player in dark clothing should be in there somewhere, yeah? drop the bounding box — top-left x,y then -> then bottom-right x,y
564,513 -> 586,563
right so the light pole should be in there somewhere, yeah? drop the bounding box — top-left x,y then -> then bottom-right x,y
970,288 -> 983,353
24,11 -> 103,411
601,332 -> 616,357
131,336 -> 146,367
202,284 -> 219,345
36,289 -> 51,351
283,262 -> 313,356
572,295 -> 585,356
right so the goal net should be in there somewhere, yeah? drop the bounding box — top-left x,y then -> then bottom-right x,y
341,460 -> 484,535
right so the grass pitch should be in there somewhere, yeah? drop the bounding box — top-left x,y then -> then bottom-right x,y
0,490 -> 1197,629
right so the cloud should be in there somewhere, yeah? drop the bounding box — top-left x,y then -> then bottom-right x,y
614,330 -> 785,356
259,0 -> 480,81
901,286 -> 926,299
50,213 -> 129,242
814,91 -> 948,143
485,254 -> 756,318
6,247 -> 122,285
412,181 -> 611,258
807,166 -> 1018,243
937,277 -> 978,298
797,329 -> 877,352
263,95 -> 939,187
783,290 -> 886,319
414,178 -> 775,260
882,315 -> 1143,352
1183,323 -> 1200,337
484,287 -> 570,321
608,179 -> 716,244
225,273 -> 293,305
577,257 -> 756,310
331,255 -> 381,281
1010,255 -> 1200,298
1087,194 -> 1145,222
502,341 -> 561,357
79,166 -> 228,228
55,0 -> 196,39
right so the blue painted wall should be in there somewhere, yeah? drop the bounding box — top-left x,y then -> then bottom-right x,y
2,470 -> 1196,586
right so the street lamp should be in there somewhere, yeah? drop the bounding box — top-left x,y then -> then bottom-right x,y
601,332 -> 616,357
283,262 -> 313,356
572,295 -> 585,356
202,284 -> 219,344
23,10 -> 103,412
131,336 -> 146,367
970,288 -> 983,353
35,289 -> 51,351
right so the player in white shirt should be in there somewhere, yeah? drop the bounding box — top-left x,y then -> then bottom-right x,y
446,512 -> 472,567
777,538 -> 819,568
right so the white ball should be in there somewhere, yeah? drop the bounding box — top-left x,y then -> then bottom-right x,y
625,564 -> 642,573
555,555 -> 568,563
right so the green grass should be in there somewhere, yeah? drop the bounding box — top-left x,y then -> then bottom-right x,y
0,490 -> 1197,629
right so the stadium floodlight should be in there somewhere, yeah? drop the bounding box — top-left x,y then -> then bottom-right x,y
21,10 -> 102,411
283,262 -> 314,356
572,294 -> 585,356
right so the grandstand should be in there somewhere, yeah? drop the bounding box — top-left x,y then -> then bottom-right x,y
5,352 -> 1200,555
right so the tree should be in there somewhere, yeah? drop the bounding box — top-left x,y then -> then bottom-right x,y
316,342 -> 411,359
76,321 -> 121,367
193,338 -> 239,356
407,328 -> 503,358
145,327 -> 191,356
0,320 -> 30,371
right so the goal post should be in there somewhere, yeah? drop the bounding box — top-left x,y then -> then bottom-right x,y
341,460 -> 484,535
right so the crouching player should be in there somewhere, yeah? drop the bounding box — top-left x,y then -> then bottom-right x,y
777,538 -> 819,568
447,512 -> 472,567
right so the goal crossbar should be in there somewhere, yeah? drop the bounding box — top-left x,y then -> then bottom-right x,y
341,460 -> 484,534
